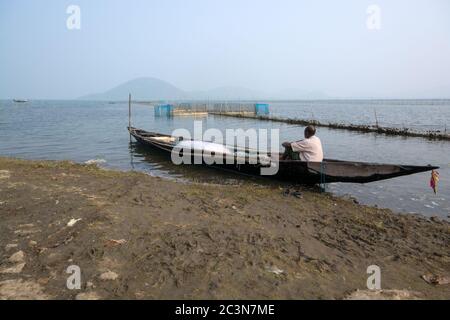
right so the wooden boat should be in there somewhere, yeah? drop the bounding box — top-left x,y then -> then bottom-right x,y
128,126 -> 439,184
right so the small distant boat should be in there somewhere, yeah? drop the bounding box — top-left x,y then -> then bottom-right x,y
13,99 -> 28,103
128,127 -> 439,184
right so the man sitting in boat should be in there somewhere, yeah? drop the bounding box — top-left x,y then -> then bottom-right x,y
281,125 -> 323,162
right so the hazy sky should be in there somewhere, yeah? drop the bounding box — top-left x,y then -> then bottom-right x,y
1,0 -> 449,99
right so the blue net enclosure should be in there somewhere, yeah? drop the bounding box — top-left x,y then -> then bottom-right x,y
255,103 -> 269,115
154,104 -> 173,117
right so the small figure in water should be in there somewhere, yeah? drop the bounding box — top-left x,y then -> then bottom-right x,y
281,125 -> 323,162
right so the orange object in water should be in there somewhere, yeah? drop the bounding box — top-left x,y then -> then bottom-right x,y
430,170 -> 439,194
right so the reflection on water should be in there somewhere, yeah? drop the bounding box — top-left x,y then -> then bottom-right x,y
0,100 -> 449,219
128,141 -> 269,185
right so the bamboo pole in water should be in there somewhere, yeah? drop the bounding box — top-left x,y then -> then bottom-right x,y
128,93 -> 131,141
128,93 -> 131,128
374,109 -> 379,128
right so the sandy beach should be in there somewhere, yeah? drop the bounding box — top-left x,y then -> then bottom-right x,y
0,157 -> 449,299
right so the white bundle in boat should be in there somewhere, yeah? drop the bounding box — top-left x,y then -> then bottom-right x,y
236,151 -> 272,165
175,140 -> 233,155
175,140 -> 272,165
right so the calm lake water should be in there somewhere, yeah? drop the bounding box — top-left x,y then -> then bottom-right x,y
271,99 -> 450,132
0,99 -> 449,219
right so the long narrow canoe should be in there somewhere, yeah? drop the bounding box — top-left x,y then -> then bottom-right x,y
128,127 -> 438,184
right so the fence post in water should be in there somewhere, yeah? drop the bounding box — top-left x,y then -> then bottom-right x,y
374,109 -> 379,128
128,93 -> 131,141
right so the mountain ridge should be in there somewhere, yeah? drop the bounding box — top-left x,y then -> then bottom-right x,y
79,77 -> 328,101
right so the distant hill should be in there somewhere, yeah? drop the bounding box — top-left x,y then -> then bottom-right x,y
79,77 -> 187,101
79,77 -> 328,101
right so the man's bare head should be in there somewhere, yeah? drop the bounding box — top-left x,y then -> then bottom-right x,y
304,125 -> 316,139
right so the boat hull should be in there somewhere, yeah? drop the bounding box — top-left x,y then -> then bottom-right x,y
128,127 -> 439,184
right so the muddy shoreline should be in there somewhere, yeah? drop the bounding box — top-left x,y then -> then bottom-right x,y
0,157 -> 449,299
